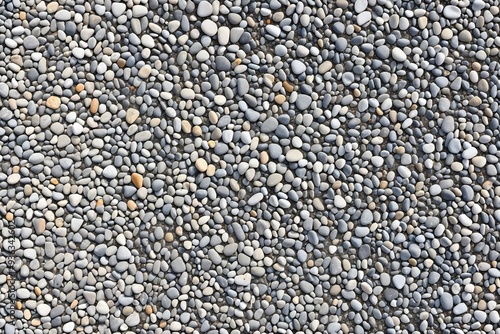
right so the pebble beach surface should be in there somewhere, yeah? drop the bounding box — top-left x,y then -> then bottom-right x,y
1,0 -> 500,333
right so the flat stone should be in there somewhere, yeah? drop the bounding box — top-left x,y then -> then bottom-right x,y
195,158 -> 208,172
103,165 -> 118,178
126,108 -> 140,124
440,292 -> 454,310
171,257 -> 186,273
443,5 -> 461,19
286,149 -> 303,162
261,117 -> 278,133
201,19 -> 218,36
296,94 -> 312,110
392,47 -> 406,62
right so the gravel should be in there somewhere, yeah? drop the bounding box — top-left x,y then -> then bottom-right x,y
1,0 -> 500,333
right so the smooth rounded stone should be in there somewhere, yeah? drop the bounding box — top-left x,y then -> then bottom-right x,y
197,1 -> 213,16
96,300 -> 110,314
440,292 -> 454,310
360,210 -> 373,225
103,165 -> 118,178
376,45 -> 390,59
111,2 -> 127,16
296,94 -> 312,110
291,60 -> 306,74
170,257 -> 186,273
299,281 -> 314,294
383,288 -> 398,301
29,153 -> 45,164
248,193 -> 264,206
354,0 -> 368,13
117,246 -> 131,260
371,156 -> 384,167
170,321 -> 182,331
462,147 -> 478,159
448,138 -> 462,153
318,61 -> 333,74
138,65 -> 152,79
397,166 -> 411,178
37,304 -> 51,316
126,108 -> 140,124
443,5 -> 461,19
201,20 -> 218,36
334,195 -> 346,209
23,35 -> 39,49
55,9 -> 71,20
261,117 -> 278,133
392,47 -> 406,62
195,158 -> 208,172
441,116 -> 455,133
392,275 -> 405,289
356,11 -> 371,25
125,312 -> 140,326
358,245 -> 370,259
453,303 -> 467,315
286,149 -> 303,162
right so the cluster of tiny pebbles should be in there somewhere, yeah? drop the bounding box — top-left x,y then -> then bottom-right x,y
1,0 -> 500,333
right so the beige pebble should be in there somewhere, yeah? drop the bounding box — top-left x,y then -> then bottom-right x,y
206,164 -> 216,176
90,98 -> 99,113
126,108 -> 140,124
131,173 -> 143,188
31,319 -> 41,326
19,11 -> 26,20
195,158 -> 208,172
441,28 -> 453,39
208,140 -> 216,148
469,96 -> 482,106
208,111 -> 218,124
34,287 -> 42,296
47,1 -> 58,13
46,96 -> 61,109
260,151 -> 269,164
145,305 -> 153,315
192,125 -> 202,136
24,309 -> 31,320
5,212 -> 13,221
75,83 -> 85,93
175,226 -> 183,236
181,120 -> 191,133
165,232 -> 174,242
283,81 -> 294,93
274,94 -> 286,104
127,200 -> 137,211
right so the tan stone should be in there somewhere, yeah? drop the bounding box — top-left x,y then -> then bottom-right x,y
96,198 -> 103,207
208,110 -> 218,124
469,96 -> 482,106
76,84 -> 85,93
283,81 -> 294,93
260,151 -> 269,164
19,11 -> 26,20
181,120 -> 191,133
47,2 -> 58,13
117,58 -> 126,68
145,305 -> 153,315
5,212 -> 13,221
274,94 -> 286,104
131,173 -> 143,188
165,232 -> 174,242
192,125 -> 202,136
31,319 -> 41,326
90,98 -> 99,113
34,287 -> 42,296
206,164 -> 216,176
127,200 -> 137,211
195,158 -> 208,172
126,108 -> 140,124
46,96 -> 61,109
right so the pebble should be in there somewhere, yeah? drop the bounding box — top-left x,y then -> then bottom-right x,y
0,2 -> 496,333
